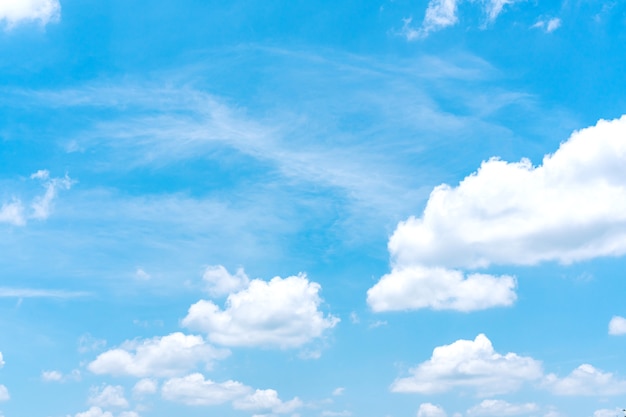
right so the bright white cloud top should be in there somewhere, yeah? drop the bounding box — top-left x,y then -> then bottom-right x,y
417,403 -> 447,417
608,316 -> 626,335
88,333 -> 229,377
183,270 -> 339,348
369,116 -> 626,312
391,334 -> 543,396
0,0 -> 60,28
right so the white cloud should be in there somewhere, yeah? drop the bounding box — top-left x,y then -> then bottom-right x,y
332,387 -> 345,396
233,389 -> 302,414
0,170 -> 72,227
118,412 -> 140,417
31,172 -> 73,220
78,334 -> 107,354
0,384 -> 9,402
88,332 -> 229,377
367,265 -> 516,312
202,265 -> 249,297
0,287 -> 88,298
74,407 -> 114,417
544,364 -> 626,396
483,0 -> 519,22
422,0 -> 459,35
41,370 -> 63,381
417,403 -> 447,417
388,116 -> 626,270
161,373 -> 250,406
132,379 -> 158,397
322,412 -> 352,417
182,274 -> 339,348
594,408 -> 624,417
135,268 -> 151,280
0,0 -> 60,28
0,200 -> 25,226
467,399 -> 538,416
88,385 -> 129,409
609,316 -> 626,335
392,334 -> 542,396
0,352 -> 4,367
532,17 -> 561,33
372,116 -> 626,312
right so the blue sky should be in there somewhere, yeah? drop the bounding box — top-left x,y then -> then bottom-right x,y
1,0 -> 626,416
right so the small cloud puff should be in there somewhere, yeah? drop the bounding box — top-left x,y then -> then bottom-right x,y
532,17 -> 561,33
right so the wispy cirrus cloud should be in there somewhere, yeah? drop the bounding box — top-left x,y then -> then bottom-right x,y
0,287 -> 89,298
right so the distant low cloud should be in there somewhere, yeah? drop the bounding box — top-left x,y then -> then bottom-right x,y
417,403 -> 447,417
88,332 -> 229,377
183,270 -> 339,349
608,316 -> 626,335
161,373 -> 300,414
88,385 -> 129,409
467,399 -> 538,416
0,384 -> 8,402
392,334 -> 543,396
543,364 -> 626,396
162,374 -> 249,406
0,0 -> 60,28
233,389 -> 302,414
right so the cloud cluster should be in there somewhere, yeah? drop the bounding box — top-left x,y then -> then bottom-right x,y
0,353 -> 8,402
544,364 -> 626,396
417,403 -> 447,417
0,170 -> 73,227
183,271 -> 339,348
88,332 -> 229,377
0,0 -> 60,28
391,334 -> 542,396
393,334 -> 626,399
406,0 -> 522,38
161,373 -> 300,414
88,385 -> 129,409
370,116 -> 626,312
467,399 -> 538,416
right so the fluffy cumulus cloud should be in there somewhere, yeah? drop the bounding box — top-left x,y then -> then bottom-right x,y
370,116 -> 626,312
417,403 -> 447,417
233,389 -> 302,414
73,408 -> 139,417
594,409 -> 624,417
392,334 -> 542,396
467,399 -> 538,416
543,364 -> 626,396
202,265 -> 250,297
74,407 -> 114,417
367,265 -> 516,312
132,378 -> 158,397
161,373 -> 250,406
0,0 -> 60,28
88,385 -> 129,409
88,332 -> 229,377
183,273 -> 339,348
608,316 -> 626,335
